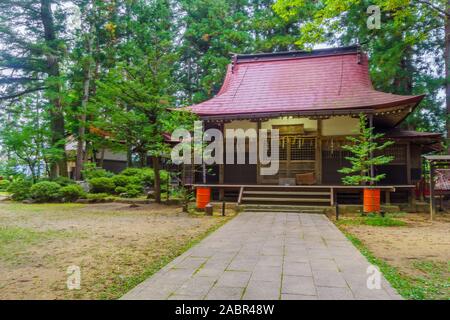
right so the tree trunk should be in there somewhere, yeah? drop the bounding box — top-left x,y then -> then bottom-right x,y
40,0 -> 67,178
74,33 -> 93,180
446,1 -> 450,152
139,152 -> 147,168
152,156 -> 161,203
127,144 -> 133,167
99,148 -> 105,168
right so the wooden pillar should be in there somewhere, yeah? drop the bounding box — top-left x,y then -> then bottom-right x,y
408,188 -> 416,209
385,190 -> 391,205
219,122 -> 225,201
256,120 -> 262,184
429,161 -> 435,220
406,141 -> 412,185
369,113 -> 374,184
201,122 -> 206,184
316,119 -> 322,184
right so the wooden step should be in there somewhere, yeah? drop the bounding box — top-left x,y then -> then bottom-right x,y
244,191 -> 330,196
242,197 -> 330,203
241,204 -> 328,213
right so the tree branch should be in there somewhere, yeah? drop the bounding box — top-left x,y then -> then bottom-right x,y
416,0 -> 448,17
0,86 -> 47,100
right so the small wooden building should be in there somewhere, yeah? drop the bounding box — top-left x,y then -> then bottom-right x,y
185,46 -> 441,205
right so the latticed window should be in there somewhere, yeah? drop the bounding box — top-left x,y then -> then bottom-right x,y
279,137 -> 288,160
290,137 -> 316,160
323,150 -> 352,160
377,144 -> 406,165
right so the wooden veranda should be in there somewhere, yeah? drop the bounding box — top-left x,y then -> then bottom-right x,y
189,184 -> 416,208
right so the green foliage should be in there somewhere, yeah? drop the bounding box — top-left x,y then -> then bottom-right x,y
337,214 -> 407,227
86,193 -> 113,202
160,170 -> 169,183
122,185 -> 143,198
338,114 -> 394,185
120,168 -> 155,187
114,186 -> 127,195
176,186 -> 195,206
59,185 -> 86,202
111,175 -> 130,187
52,177 -> 76,187
82,163 -> 114,180
0,180 -> 10,191
29,182 -> 62,203
177,0 -> 301,105
0,96 -> 51,182
121,168 -> 151,177
7,179 -> 32,201
89,177 -> 116,194
39,176 -> 76,187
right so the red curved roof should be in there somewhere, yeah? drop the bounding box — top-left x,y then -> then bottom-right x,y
187,47 -> 424,117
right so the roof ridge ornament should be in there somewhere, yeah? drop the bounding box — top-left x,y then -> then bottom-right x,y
357,45 -> 362,64
231,54 -> 238,73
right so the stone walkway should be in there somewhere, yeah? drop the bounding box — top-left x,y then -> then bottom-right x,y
122,212 -> 401,300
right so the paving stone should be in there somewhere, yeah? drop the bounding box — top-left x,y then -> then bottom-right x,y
168,294 -> 205,300
205,286 -> 244,300
127,281 -> 181,300
282,275 -> 316,296
243,280 -> 280,300
122,212 -> 400,300
283,262 -> 312,277
159,268 -> 196,284
174,257 -> 207,270
251,265 -> 282,282
281,294 -> 317,300
312,270 -> 348,288
261,246 -> 284,256
174,276 -> 216,296
216,271 -> 251,288
350,285 -> 393,300
256,255 -> 283,267
284,253 -> 309,263
227,257 -> 259,271
317,286 -> 354,300
309,258 -> 339,271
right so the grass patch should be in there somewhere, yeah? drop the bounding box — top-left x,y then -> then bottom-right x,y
98,216 -> 231,300
0,226 -> 74,263
411,261 -> 450,300
387,212 -> 407,218
336,214 -> 406,227
342,230 -> 449,300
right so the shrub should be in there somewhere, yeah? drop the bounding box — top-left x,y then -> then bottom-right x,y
0,179 -> 10,191
89,177 -> 115,194
112,175 -> 130,187
120,168 -> 154,187
119,167 -> 169,189
30,181 -> 62,203
82,163 -> 114,179
53,176 -> 76,187
160,170 -> 170,191
122,184 -> 142,198
127,175 -> 142,186
7,179 -> 32,201
60,184 -> 86,202
121,168 -> 145,176
86,193 -> 113,202
140,170 -> 154,187
114,186 -> 127,194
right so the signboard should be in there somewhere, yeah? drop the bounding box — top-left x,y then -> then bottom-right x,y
434,169 -> 450,190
